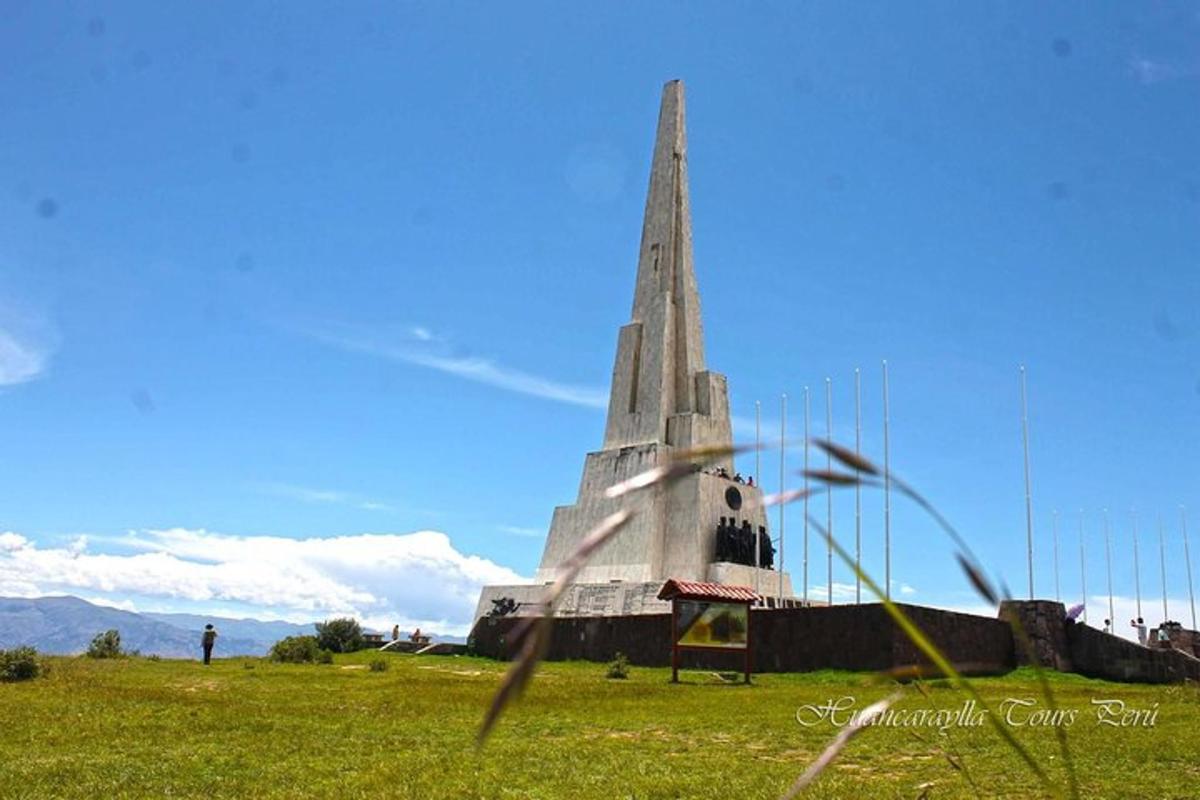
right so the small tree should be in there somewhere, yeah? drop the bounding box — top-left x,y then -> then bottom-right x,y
269,635 -> 323,664
606,652 -> 630,679
0,647 -> 43,682
314,617 -> 363,653
86,629 -> 123,659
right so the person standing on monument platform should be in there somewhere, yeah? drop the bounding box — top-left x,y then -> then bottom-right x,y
1131,617 -> 1147,646
201,624 -> 218,665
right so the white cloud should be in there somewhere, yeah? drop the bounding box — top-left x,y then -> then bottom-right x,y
304,324 -> 607,409
409,326 -> 435,342
804,581 -> 861,602
0,532 -> 29,552
0,528 -> 528,636
0,325 -> 51,386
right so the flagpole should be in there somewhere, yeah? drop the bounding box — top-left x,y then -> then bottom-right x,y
802,387 -> 809,604
1158,515 -> 1168,624
854,367 -> 862,606
1052,509 -> 1060,603
1104,508 -> 1115,628
1079,509 -> 1087,624
825,377 -> 833,606
754,400 -> 761,597
1183,506 -> 1197,630
779,393 -> 786,603
1020,365 -> 1034,600
1131,509 -> 1142,620
882,360 -> 891,602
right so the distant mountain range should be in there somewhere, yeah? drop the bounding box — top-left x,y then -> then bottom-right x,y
0,596 -> 463,658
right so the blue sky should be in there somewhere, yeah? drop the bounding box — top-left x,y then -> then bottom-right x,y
2,2 -> 1199,636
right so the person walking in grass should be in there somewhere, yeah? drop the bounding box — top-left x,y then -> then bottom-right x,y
201,624 -> 218,665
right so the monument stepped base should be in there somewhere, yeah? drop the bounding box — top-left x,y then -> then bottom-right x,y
474,565 -> 799,623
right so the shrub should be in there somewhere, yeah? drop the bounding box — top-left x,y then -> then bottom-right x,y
314,617 -> 363,653
369,658 -> 389,673
316,648 -> 333,665
86,629 -> 123,659
0,647 -> 43,682
606,652 -> 630,680
269,635 -> 322,664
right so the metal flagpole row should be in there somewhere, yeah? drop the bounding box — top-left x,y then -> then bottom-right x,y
1183,507 -> 1197,630
882,360 -> 892,602
854,367 -> 862,606
1158,516 -> 1168,625
754,400 -> 761,597
1131,509 -> 1142,620
825,378 -> 833,606
1104,508 -> 1115,627
802,387 -> 809,604
1052,509 -> 1060,602
779,394 -> 786,603
1078,510 -> 1087,624
1019,365 -> 1034,600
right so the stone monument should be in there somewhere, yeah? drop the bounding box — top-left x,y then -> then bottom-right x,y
475,81 -> 795,620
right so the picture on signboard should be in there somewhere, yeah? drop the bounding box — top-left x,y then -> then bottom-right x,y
676,600 -> 748,649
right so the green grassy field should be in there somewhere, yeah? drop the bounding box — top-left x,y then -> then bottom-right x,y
1,652 -> 1196,799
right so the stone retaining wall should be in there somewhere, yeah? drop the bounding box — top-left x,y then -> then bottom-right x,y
468,601 -> 1200,683
469,603 -> 1014,676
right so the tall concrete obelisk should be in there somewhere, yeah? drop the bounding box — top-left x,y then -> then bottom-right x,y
475,81 -> 793,620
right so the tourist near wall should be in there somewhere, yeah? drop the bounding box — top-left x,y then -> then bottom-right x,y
469,601 -> 1200,683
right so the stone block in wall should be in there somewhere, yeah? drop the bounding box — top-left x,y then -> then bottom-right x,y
998,600 -> 1072,672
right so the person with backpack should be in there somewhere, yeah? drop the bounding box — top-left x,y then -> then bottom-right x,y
201,624 -> 218,665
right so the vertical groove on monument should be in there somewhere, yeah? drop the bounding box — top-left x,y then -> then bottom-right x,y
474,81 -> 795,620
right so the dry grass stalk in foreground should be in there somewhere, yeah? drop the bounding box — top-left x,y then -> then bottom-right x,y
477,444 -> 748,746
797,441 -> 1075,800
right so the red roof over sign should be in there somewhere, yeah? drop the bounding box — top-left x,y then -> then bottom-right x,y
656,579 -> 759,603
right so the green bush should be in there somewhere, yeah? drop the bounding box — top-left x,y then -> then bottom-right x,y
606,652 -> 630,680
316,648 -> 333,665
0,647 -> 43,682
269,635 -> 323,664
368,658 -> 389,673
314,617 -> 363,653
86,629 -> 124,659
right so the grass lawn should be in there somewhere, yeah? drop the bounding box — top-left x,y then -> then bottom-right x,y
1,651 -> 1197,799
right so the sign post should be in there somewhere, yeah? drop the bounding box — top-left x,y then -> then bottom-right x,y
658,579 -> 757,684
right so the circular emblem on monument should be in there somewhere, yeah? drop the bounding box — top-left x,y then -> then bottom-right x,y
724,486 -> 743,511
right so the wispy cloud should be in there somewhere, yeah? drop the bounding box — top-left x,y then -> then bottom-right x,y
1128,55 -> 1199,85
301,322 -> 608,410
497,525 -> 543,538
254,482 -> 396,513
0,305 -> 56,387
